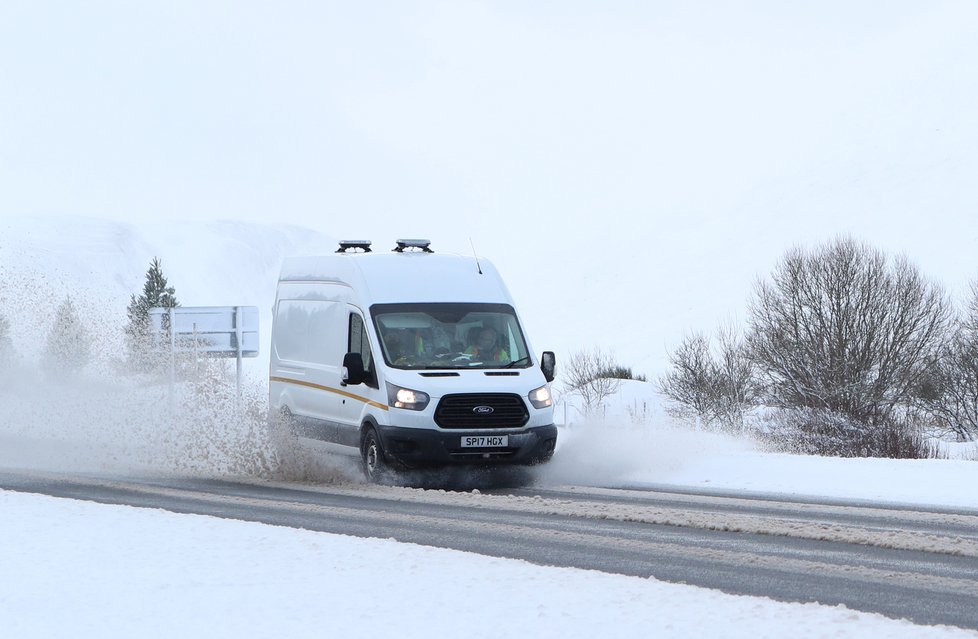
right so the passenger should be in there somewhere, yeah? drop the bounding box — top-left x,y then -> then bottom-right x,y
412,330 -> 427,356
465,327 -> 509,361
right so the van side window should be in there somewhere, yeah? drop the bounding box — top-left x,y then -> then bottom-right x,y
275,299 -> 345,365
349,313 -> 376,387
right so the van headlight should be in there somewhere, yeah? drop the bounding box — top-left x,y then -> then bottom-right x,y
387,382 -> 430,411
528,385 -> 552,409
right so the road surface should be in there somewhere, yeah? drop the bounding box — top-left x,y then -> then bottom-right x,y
1,470 -> 976,630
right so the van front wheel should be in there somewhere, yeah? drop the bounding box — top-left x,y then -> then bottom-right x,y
360,428 -> 390,484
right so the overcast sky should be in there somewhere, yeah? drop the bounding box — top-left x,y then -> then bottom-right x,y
3,2 -> 977,375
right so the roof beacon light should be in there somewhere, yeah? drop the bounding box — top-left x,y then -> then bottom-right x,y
337,240 -> 372,253
393,239 -> 433,253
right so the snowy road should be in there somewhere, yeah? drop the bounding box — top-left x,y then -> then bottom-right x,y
2,470 -> 976,630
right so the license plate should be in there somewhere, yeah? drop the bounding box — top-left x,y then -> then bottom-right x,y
460,435 -> 509,448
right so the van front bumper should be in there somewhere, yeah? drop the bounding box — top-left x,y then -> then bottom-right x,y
375,424 -> 558,469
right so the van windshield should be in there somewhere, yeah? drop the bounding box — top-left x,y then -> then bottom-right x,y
371,303 -> 531,370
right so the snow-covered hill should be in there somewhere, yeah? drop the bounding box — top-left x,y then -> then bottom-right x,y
0,215 -> 335,379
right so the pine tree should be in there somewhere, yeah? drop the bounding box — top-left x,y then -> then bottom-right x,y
44,297 -> 91,376
125,257 -> 180,366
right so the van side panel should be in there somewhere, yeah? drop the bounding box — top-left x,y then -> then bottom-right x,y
270,282 -> 369,448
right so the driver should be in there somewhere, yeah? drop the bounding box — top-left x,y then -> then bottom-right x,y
387,329 -> 428,365
385,330 -> 411,365
465,327 -> 509,361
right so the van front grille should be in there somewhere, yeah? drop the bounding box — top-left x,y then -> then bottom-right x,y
434,393 -> 529,429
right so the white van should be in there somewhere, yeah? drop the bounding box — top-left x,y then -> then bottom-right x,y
268,239 -> 557,482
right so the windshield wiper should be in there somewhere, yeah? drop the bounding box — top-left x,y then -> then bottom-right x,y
503,356 -> 531,368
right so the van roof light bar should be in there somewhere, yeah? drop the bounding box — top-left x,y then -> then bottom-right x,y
393,239 -> 433,253
336,240 -> 372,253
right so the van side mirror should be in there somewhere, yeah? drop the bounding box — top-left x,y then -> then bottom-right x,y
342,352 -> 365,386
541,351 -> 556,383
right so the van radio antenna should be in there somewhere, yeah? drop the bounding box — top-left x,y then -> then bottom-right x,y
469,237 -> 483,275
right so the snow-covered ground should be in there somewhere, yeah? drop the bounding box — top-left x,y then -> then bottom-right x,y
2,486 -> 976,639
3,372 -> 978,637
2,421 -> 977,639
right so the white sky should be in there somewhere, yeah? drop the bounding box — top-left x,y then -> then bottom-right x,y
3,2 -> 978,375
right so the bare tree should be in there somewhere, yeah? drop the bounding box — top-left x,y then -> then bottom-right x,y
562,348 -> 623,416
713,324 -> 759,429
915,279 -> 978,441
658,324 -> 757,430
747,237 -> 951,426
658,332 -> 715,422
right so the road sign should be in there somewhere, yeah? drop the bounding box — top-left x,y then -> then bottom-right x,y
149,306 -> 258,357
149,306 -> 259,403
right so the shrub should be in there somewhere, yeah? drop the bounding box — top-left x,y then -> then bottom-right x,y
759,408 -> 937,458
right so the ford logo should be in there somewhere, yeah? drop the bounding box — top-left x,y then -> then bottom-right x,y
473,406 -> 495,415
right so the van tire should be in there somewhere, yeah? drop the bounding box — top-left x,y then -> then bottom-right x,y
360,427 -> 391,484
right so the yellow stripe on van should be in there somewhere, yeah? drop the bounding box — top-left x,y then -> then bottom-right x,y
269,376 -> 390,411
